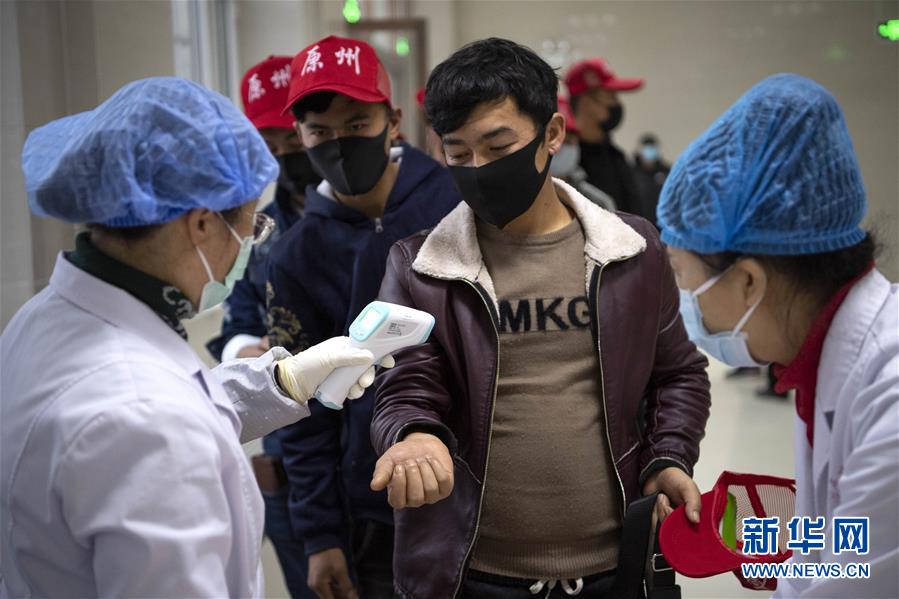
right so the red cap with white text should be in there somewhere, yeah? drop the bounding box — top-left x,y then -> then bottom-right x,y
284,36 -> 392,114
240,55 -> 295,130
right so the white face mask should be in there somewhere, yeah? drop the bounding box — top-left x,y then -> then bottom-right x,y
194,215 -> 254,312
678,268 -> 768,368
550,144 -> 581,178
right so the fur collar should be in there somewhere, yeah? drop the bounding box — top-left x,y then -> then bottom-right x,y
411,177 -> 646,305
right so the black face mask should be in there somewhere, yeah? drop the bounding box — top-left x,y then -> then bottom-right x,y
305,125 -> 390,196
277,151 -> 322,197
448,132 -> 552,229
600,105 -> 623,132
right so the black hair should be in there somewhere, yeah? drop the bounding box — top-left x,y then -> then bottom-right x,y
290,91 -> 391,123
640,133 -> 659,145
291,91 -> 338,122
88,205 -> 243,242
424,37 -> 558,136
698,232 -> 879,309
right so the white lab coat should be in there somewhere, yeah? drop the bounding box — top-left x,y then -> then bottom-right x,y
773,270 -> 898,598
0,254 -> 311,598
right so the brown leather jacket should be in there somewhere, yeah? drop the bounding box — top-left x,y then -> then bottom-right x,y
372,180 -> 710,598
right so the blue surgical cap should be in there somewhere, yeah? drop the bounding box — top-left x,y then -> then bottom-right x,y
657,74 -> 866,256
22,77 -> 278,227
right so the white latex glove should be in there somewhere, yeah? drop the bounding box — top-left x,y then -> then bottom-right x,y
275,337 -> 395,404
347,354 -> 396,400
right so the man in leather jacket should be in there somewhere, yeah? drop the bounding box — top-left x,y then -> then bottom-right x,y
370,38 -> 711,599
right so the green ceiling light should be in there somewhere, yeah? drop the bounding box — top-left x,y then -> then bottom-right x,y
396,36 -> 410,56
343,0 -> 361,24
878,19 -> 899,42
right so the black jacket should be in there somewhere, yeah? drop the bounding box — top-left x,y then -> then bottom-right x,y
266,143 -> 460,556
579,139 -> 643,218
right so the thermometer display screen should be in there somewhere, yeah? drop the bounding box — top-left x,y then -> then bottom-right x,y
359,308 -> 382,331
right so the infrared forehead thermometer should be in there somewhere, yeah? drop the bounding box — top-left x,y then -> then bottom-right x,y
314,301 -> 435,410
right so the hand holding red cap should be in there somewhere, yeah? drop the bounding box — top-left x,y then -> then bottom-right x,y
659,471 -> 796,591
644,466 -> 702,525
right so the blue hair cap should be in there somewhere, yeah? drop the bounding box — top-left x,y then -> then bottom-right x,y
658,74 -> 866,256
23,77 -> 278,227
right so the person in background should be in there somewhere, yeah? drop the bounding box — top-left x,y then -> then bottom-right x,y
267,36 -> 459,599
658,73 -> 897,598
369,38 -> 710,599
205,55 -> 321,599
550,95 -> 615,211
416,87 -> 445,165
565,58 -> 646,220
632,133 -> 670,228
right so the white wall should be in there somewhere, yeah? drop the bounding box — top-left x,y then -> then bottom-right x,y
92,0 -> 175,101
1,1 -> 35,326
1,0 -> 177,328
235,0 -> 321,74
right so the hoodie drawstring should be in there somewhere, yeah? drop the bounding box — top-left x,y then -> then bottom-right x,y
529,577 -> 584,598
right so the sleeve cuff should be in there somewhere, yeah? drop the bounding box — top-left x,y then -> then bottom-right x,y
639,457 -> 692,487
216,347 -> 310,443
221,334 -> 263,362
394,420 -> 458,455
303,533 -> 346,557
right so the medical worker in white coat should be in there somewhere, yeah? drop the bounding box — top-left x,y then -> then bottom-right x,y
656,74 -> 898,597
0,77 -> 392,598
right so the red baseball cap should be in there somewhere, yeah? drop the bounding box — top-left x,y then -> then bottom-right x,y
564,58 -> 643,96
240,55 -> 296,130
283,36 -> 392,115
557,96 -> 580,135
660,471 -> 796,591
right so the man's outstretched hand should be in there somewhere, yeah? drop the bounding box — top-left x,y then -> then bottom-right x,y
370,432 -> 454,509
